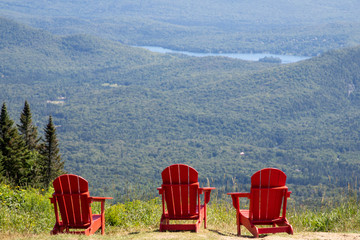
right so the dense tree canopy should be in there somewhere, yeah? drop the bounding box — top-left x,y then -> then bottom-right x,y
1,18 -> 360,203
0,102 -> 65,188
1,1 -> 360,56
0,103 -> 28,185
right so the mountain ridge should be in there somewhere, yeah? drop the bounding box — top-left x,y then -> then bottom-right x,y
1,18 -> 360,202
1,0 -> 360,56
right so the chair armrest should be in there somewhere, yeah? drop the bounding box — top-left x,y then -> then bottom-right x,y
157,187 -> 166,214
251,186 -> 288,191
200,187 -> 216,191
89,197 -> 112,215
157,187 -> 164,194
227,192 -> 251,210
227,192 -> 251,198
89,197 -> 113,202
199,187 -> 216,204
49,195 -> 60,223
49,193 -> 57,203
287,191 -> 292,198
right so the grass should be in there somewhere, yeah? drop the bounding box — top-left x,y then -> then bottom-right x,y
289,197 -> 360,232
1,183 -> 360,239
0,184 -> 53,234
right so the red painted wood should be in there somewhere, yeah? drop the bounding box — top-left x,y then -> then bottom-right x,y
50,174 -> 112,236
53,175 -> 90,226
161,164 -> 199,218
179,164 -> 189,216
227,168 -> 293,238
158,164 -> 214,232
250,168 -> 287,221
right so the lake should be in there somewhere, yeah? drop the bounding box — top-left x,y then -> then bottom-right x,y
138,46 -> 310,64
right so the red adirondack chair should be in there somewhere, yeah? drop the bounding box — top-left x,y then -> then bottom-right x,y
49,174 -> 112,235
157,164 -> 215,232
227,168 -> 293,238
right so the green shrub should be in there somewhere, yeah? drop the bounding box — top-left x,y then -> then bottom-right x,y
106,198 -> 161,230
207,198 -> 236,228
0,184 -> 53,233
288,197 -> 360,232
2,182 -> 360,235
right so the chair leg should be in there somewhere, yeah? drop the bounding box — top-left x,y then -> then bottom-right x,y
204,204 -> 207,229
159,215 -> 168,232
101,200 -> 106,235
84,228 -> 91,236
51,223 -> 60,235
101,219 -> 105,235
287,222 -> 294,235
236,212 -> 241,236
243,221 -> 259,238
195,219 -> 200,233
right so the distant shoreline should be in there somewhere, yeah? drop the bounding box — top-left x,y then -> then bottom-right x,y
137,45 -> 311,64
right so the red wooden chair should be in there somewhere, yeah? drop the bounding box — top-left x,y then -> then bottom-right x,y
157,164 -> 215,232
228,168 -> 293,238
49,174 -> 112,235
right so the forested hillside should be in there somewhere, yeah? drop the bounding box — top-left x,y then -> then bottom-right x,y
1,18 -> 360,203
1,0 -> 360,56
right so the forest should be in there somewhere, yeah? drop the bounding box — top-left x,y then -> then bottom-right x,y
1,0 -> 360,56
0,100 -> 65,189
1,17 -> 360,204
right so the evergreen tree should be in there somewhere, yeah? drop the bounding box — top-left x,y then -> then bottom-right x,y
17,101 -> 40,151
40,116 -> 65,189
0,102 -> 31,185
0,151 -> 4,182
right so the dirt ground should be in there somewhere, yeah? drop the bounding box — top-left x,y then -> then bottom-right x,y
103,230 -> 360,240
263,232 -> 360,240
124,231 -> 360,240
264,232 -> 360,240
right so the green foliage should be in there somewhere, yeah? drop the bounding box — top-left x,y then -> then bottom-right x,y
40,116 -> 65,189
0,103 -> 32,186
0,184 -> 53,233
1,18 -> 360,203
1,1 -> 360,56
206,198 -> 236,229
106,198 -> 161,229
17,101 -> 40,151
0,152 -> 4,181
2,183 -> 360,235
289,197 -> 360,232
259,56 -> 282,64
0,102 -> 65,189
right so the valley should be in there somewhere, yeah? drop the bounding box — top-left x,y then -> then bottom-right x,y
1,11 -> 360,203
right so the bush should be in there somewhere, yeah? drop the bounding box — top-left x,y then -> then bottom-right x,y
0,184 -> 53,233
288,197 -> 360,232
2,182 -> 360,235
106,198 -> 161,229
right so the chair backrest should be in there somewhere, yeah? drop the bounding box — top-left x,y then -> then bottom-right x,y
249,168 -> 288,221
161,164 -> 199,218
52,174 -> 92,227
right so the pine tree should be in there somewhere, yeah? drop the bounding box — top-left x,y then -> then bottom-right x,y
40,116 -> 65,189
0,151 -> 4,182
0,102 -> 31,185
17,101 -> 40,151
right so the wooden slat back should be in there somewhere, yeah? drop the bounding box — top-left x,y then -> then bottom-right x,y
161,164 -> 199,218
249,168 -> 287,221
53,174 -> 91,226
